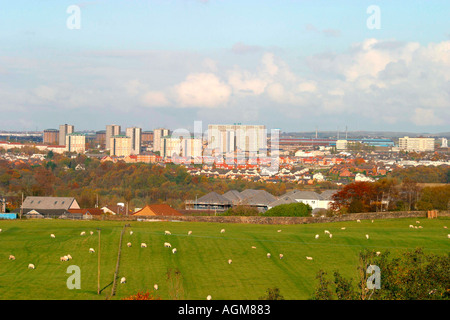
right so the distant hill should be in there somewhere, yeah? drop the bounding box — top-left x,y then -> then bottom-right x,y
283,131 -> 450,139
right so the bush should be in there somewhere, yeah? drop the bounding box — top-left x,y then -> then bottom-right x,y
263,202 -> 312,217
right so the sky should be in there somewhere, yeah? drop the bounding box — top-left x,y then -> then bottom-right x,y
0,0 -> 449,133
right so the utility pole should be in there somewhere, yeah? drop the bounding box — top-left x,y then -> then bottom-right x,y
97,228 -> 101,295
20,193 -> 23,219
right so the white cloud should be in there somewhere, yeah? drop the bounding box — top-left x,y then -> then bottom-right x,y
411,108 -> 444,126
174,73 -> 231,108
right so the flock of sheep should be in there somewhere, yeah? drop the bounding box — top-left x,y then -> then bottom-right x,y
1,218 -> 449,299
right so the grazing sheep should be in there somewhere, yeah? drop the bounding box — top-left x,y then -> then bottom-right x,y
90,231 -> 94,235
366,234 -> 370,240
315,234 -> 319,239
228,259 -> 232,264
306,256 -> 313,260
50,234 -> 56,238
324,230 -> 330,234
329,233 -> 333,239
220,229 -> 225,233
357,219 -> 361,223
444,226 -> 447,229
130,231 -> 133,235
251,246 -> 257,249
409,225 -> 414,228
414,226 -> 418,229
28,263 -> 35,269
9,255 -> 15,260
154,284 -> 159,291
127,242 -> 132,247
0,229 -> 2,232
267,253 -> 271,258
60,256 -> 68,262
164,242 -> 171,248
277,230 -> 282,233
67,254 -> 72,260
172,248 -> 177,254
371,220 -> 374,223
279,254 -> 284,259
165,230 -> 171,235
120,277 -> 126,284
341,227 -> 346,230
416,221 -> 420,224
188,231 -> 192,235
447,234 -> 450,239
376,251 -> 381,256
80,231 -> 86,236
89,248 -> 95,253
206,295 -> 212,300
418,226 -> 423,229
141,243 -> 147,248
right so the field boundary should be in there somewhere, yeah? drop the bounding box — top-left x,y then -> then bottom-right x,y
108,224 -> 129,299
92,210 -> 450,225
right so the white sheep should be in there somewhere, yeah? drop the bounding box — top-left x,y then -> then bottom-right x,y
376,251 -> 381,256
172,248 -> 177,254
120,277 -> 126,284
220,229 -> 225,233
90,231 -> 94,235
329,233 -> 333,239
228,259 -> 232,264
371,220 -> 374,223
50,234 -> 55,238
315,234 -> 319,239
306,256 -> 313,260
324,230 -> 330,234
164,242 -> 171,248
0,229 -> 2,232
130,231 -> 133,235
409,225 -> 414,228
277,230 -> 282,233
418,226 -> 423,229
447,234 -> 450,239
251,246 -> 257,249
444,226 -> 447,229
67,254 -> 72,260
416,221 -> 420,224
357,219 -> 361,223
28,263 -> 35,269
206,295 -> 212,300
267,253 -> 271,258
279,254 -> 284,259
341,227 -> 346,230
80,231 -> 86,236
165,230 -> 171,235
60,256 -> 68,262
154,284 -> 159,291
366,234 -> 370,240
89,248 -> 95,253
141,243 -> 147,248
127,242 -> 132,247
9,255 -> 15,260
188,231 -> 192,235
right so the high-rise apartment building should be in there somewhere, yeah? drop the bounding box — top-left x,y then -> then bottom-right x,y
160,136 -> 202,158
126,127 -> 142,155
59,124 -> 74,146
110,135 -> 132,157
65,133 -> 86,153
106,125 -> 121,150
153,128 -> 170,153
43,129 -> 59,145
398,136 -> 435,152
207,124 -> 267,154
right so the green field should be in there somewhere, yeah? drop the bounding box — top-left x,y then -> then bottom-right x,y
0,217 -> 449,300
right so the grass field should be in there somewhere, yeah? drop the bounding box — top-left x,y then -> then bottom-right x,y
0,217 -> 449,300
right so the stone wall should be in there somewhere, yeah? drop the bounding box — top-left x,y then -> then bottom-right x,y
92,210 -> 450,225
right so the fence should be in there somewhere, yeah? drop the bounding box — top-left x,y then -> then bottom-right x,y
108,224 -> 130,299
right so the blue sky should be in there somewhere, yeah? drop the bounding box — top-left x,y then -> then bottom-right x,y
0,0 -> 449,133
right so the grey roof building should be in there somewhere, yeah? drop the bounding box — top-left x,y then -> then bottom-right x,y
21,196 -> 80,217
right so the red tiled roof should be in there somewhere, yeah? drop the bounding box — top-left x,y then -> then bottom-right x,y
133,204 -> 182,216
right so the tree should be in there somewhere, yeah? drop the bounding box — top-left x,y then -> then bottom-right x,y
259,287 -> 285,300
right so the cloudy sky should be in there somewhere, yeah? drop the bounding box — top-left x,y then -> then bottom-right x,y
0,0 -> 449,133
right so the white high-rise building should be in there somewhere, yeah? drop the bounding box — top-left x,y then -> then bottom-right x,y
110,135 -> 132,157
126,127 -> 142,155
106,125 -> 121,150
441,138 -> 448,148
59,124 -> 74,146
207,124 -> 267,154
65,133 -> 85,154
153,128 -> 170,153
398,136 -> 435,152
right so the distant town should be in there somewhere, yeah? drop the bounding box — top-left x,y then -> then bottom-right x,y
1,124 -> 449,186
